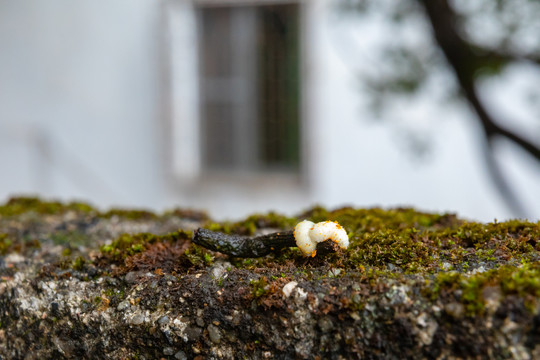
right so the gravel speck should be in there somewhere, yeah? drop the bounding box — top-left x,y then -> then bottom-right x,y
158,315 -> 169,325
282,281 -> 298,297
131,312 -> 145,325
318,317 -> 333,332
117,300 -> 130,311
207,324 -> 221,343
174,351 -> 187,360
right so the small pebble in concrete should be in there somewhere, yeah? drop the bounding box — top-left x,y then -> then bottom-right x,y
282,281 -> 298,297
158,315 -> 169,325
174,351 -> 187,360
207,324 -> 221,343
131,312 -> 145,325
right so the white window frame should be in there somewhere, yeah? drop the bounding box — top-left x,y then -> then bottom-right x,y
164,0 -> 314,188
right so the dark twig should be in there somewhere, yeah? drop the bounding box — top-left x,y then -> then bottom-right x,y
192,228 -> 295,257
192,228 -> 342,258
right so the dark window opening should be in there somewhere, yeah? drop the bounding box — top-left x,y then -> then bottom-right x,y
198,4 -> 300,172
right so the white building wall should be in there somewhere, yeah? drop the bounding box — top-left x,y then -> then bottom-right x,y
0,0 -> 165,208
0,0 -> 539,221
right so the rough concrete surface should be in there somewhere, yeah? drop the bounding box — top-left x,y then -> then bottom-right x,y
1,198 -> 540,359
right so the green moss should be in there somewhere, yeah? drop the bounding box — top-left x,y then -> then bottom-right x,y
0,196 -> 217,222
426,263 -> 540,315
0,233 -> 12,255
72,256 -> 86,271
347,228 -> 435,272
104,286 -> 126,301
184,245 -> 215,267
199,207 -> 538,274
101,233 -> 158,261
200,206 -> 457,271
50,231 -> 93,247
205,212 -> 298,236
0,196 -> 95,217
499,263 -> 540,298
250,276 -> 269,298
11,198 -> 530,288
0,233 -> 41,255
430,220 -> 540,249
301,206 -> 457,234
100,230 -> 192,263
322,209 -> 540,272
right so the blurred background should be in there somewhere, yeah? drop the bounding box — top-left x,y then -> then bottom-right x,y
0,0 -> 539,221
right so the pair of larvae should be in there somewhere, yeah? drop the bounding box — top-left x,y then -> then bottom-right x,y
192,220 -> 349,258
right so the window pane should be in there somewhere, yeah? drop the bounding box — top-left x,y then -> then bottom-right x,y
258,4 -> 300,170
199,4 -> 300,172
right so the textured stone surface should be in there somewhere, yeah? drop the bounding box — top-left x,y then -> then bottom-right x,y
0,198 -> 539,359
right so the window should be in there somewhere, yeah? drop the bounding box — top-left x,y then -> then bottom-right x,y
198,3 -> 301,172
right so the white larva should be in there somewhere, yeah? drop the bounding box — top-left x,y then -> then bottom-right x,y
293,220 -> 349,257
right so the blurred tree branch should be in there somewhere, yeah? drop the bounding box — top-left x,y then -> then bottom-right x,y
342,0 -> 540,217
418,0 -> 540,216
